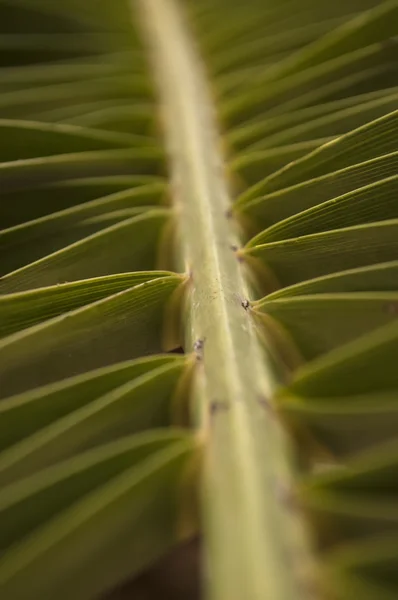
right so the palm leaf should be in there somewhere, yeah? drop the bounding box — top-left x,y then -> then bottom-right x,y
1,0 -> 398,598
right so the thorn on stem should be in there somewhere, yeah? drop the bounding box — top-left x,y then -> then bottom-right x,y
193,338 -> 205,360
210,400 -> 230,416
241,298 -> 250,310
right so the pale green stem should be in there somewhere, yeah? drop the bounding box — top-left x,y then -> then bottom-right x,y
137,1 -> 317,599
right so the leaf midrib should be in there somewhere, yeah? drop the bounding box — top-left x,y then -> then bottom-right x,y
137,1 -> 317,599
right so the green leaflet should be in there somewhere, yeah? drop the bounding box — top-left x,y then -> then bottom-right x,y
0,75 -> 152,118
329,575 -> 398,600
244,220 -> 398,288
237,152 -> 398,233
230,138 -> 331,186
0,183 -> 166,274
220,43 -> 398,125
284,319 -> 398,397
0,432 -> 196,600
4,0 -> 136,30
325,536 -> 398,599
214,0 -> 398,125
242,91 -> 398,152
304,437 -> 398,491
0,275 -> 183,397
0,208 -> 170,291
0,38 -> 111,69
266,261 -> 398,299
0,55 -> 140,90
0,354 -> 180,452
303,489 -> 398,544
215,35 -> 382,98
0,174 -> 162,228
4,88 -> 153,121
0,358 -> 190,483
280,390 -> 398,457
194,1 -> 381,54
252,175 -> 398,243
255,292 -> 398,360
247,109 -> 398,195
0,119 -> 154,161
209,17 -> 348,76
228,88 -> 398,151
31,97 -> 151,124
0,429 -> 189,551
0,148 -> 165,193
0,271 -> 173,337
67,104 -> 154,134
260,0 -> 398,81
300,441 -> 398,542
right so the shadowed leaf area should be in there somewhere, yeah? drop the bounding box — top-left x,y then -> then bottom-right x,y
1,0 -> 398,599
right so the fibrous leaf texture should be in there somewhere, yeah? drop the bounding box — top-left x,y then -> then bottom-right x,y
0,1 -> 398,599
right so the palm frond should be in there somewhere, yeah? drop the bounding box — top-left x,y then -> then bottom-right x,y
1,0 -> 398,599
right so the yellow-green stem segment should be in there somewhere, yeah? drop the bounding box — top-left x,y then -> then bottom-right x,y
137,1 -> 317,598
